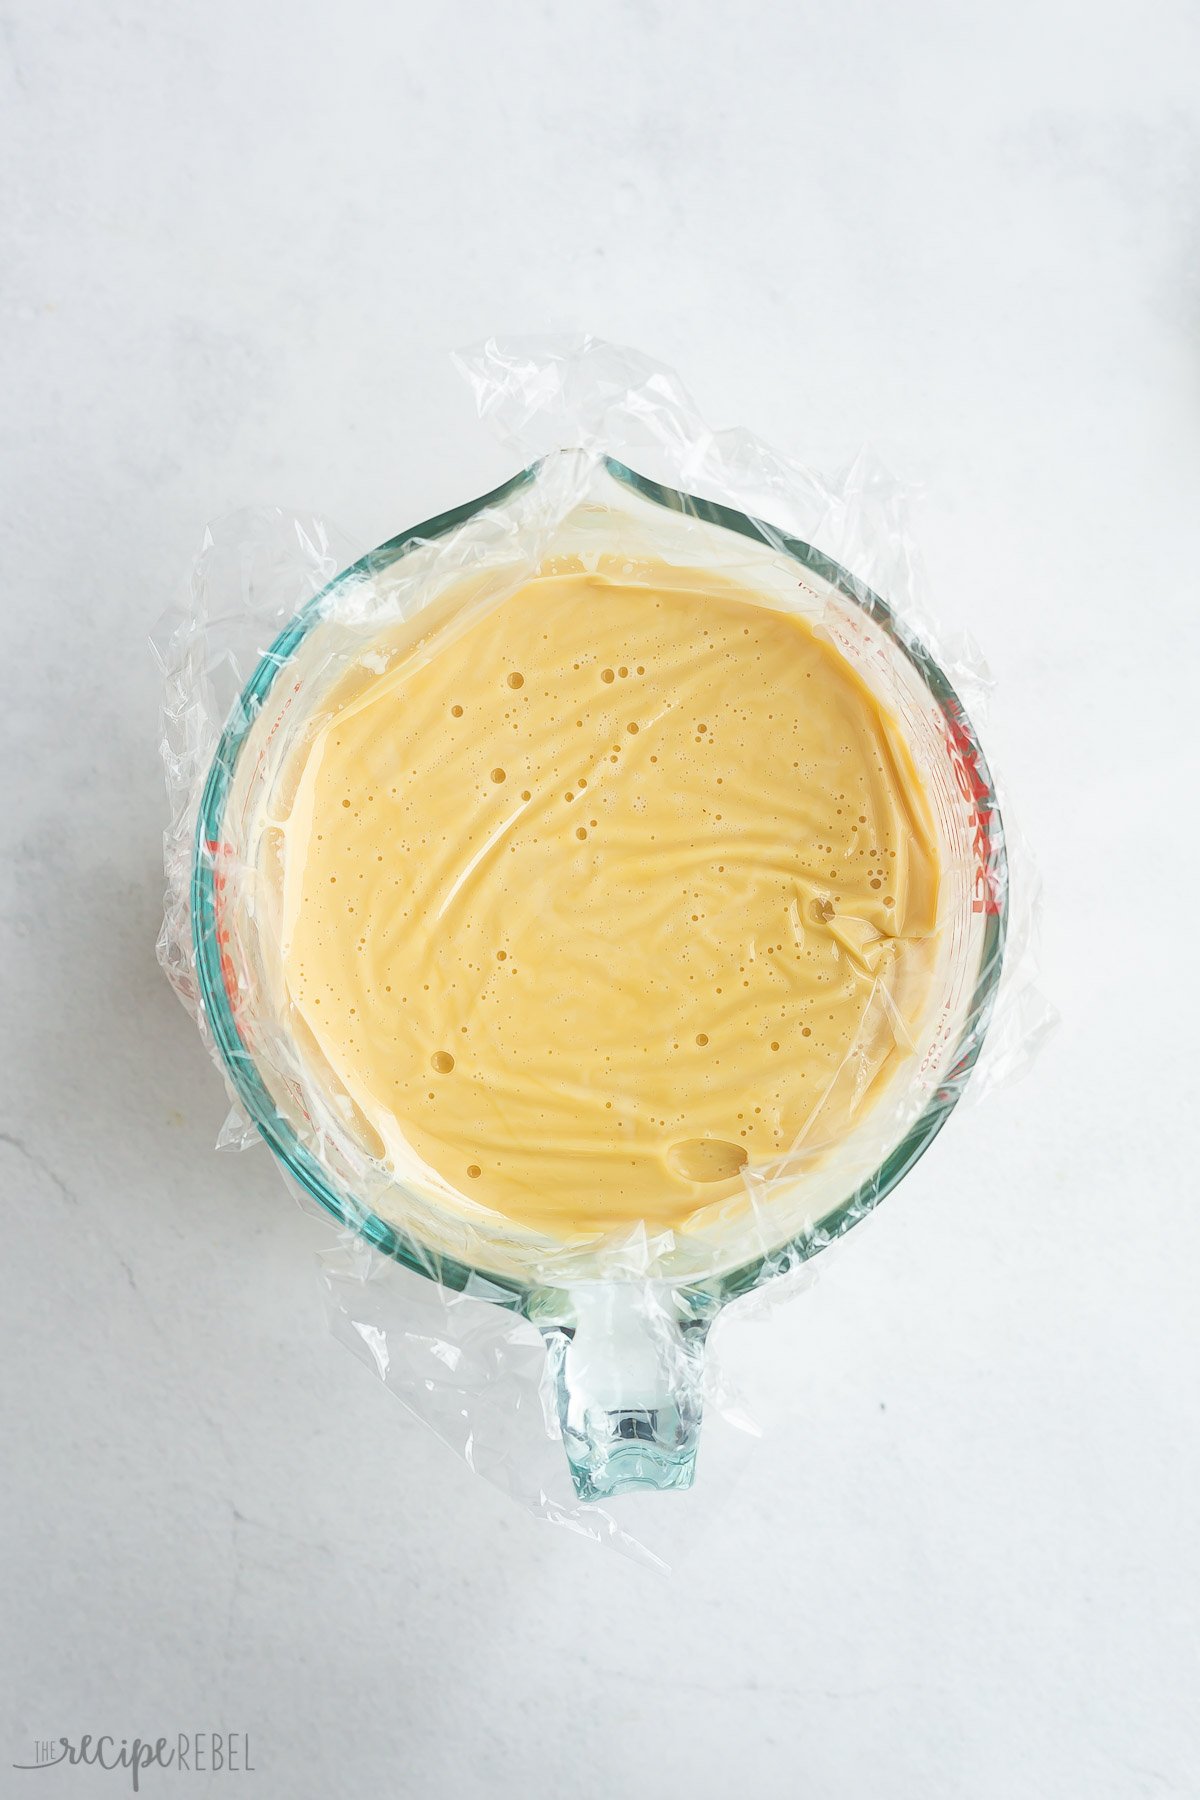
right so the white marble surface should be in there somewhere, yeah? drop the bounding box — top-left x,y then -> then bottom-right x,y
3,3 -> 1198,1796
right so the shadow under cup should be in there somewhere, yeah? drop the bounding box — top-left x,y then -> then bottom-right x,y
192,455 -> 1007,1501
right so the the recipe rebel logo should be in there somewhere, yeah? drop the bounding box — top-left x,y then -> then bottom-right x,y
13,1733 -> 255,1790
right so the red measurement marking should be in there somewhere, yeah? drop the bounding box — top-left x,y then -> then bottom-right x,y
202,839 -> 245,1026
943,706 -> 1002,914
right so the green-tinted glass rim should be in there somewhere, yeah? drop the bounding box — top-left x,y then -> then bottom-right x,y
192,456 -> 1007,1312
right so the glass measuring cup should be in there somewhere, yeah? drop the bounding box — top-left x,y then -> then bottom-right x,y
191,454 -> 1006,1500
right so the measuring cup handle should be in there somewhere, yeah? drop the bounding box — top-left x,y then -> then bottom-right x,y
540,1283 -> 711,1501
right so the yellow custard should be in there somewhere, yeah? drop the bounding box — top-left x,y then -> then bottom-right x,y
277,563 -> 939,1238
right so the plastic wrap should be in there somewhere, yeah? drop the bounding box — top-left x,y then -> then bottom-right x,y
156,336 -> 1052,1561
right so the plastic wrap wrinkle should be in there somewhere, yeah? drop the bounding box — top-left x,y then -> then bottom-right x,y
157,337 -> 1052,1562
